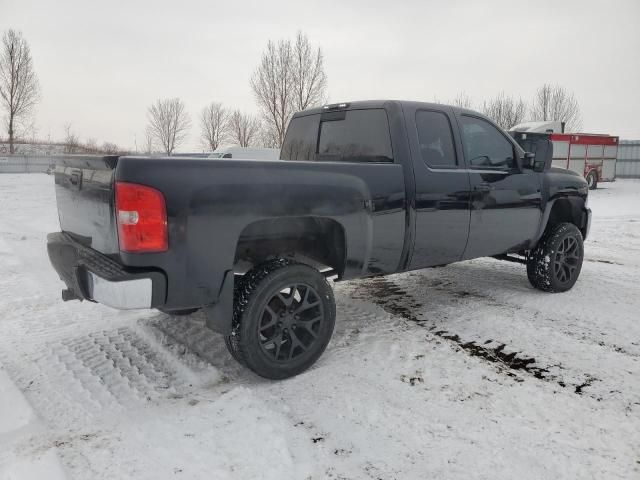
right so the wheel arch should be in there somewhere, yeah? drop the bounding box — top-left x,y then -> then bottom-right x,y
233,216 -> 347,277
205,217 -> 348,336
535,196 -> 590,246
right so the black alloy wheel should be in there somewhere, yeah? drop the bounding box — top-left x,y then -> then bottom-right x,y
527,222 -> 584,293
225,259 -> 336,379
552,235 -> 581,285
258,283 -> 325,362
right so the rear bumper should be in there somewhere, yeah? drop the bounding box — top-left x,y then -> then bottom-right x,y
47,232 -> 166,309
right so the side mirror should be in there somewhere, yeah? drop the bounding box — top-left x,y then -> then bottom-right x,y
522,152 -> 536,169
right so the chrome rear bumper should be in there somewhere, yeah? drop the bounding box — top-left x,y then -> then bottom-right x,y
47,232 -> 166,310
88,272 -> 153,309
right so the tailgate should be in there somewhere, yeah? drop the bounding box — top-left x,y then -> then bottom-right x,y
54,155 -> 119,255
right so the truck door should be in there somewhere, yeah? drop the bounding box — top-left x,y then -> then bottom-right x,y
455,114 -> 542,259
406,107 -> 471,269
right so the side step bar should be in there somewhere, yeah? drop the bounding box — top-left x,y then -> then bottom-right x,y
322,268 -> 339,278
493,254 -> 528,265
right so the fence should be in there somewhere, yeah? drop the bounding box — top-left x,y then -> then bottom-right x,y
616,141 -> 640,178
0,155 -> 55,174
2,143 -> 640,177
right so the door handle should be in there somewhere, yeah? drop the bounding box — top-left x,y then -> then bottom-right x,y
473,183 -> 492,192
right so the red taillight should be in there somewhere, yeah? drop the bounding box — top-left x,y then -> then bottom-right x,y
115,182 -> 168,253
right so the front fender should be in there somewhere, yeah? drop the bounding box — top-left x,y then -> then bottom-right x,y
533,195 -> 590,247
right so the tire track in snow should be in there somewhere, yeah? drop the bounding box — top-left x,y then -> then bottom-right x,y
0,325 -> 210,429
352,276 -> 600,395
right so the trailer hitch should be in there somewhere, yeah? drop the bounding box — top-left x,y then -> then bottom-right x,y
61,288 -> 81,302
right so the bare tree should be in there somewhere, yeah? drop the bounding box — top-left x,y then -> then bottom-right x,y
251,39 -> 292,148
85,137 -> 99,153
291,31 -> 327,111
451,92 -> 473,109
228,110 -> 260,148
433,92 -> 472,109
481,92 -> 527,130
258,123 -> 280,148
143,127 -> 155,154
200,102 -> 228,151
63,123 -> 80,154
0,29 -> 40,154
102,142 -> 120,154
147,98 -> 191,155
530,84 -> 582,132
251,32 -> 327,148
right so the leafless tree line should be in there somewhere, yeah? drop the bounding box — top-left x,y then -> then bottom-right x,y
145,98 -> 262,155
481,93 -> 528,130
4,27 -> 585,157
199,102 -> 261,150
443,84 -> 582,131
530,84 -> 582,131
62,123 -> 123,154
2,29 -> 327,155
144,32 -> 327,156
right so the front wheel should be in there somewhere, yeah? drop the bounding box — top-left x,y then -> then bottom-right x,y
527,223 -> 584,292
586,170 -> 598,190
225,259 -> 336,379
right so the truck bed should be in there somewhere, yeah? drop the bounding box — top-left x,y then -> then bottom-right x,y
53,154 -> 407,310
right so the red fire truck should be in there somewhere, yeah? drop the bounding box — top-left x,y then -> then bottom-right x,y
510,121 -> 618,189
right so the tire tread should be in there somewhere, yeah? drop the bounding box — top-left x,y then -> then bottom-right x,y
527,222 -> 583,293
224,259 -> 336,379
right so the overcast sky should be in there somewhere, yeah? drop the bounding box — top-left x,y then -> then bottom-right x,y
3,0 -> 640,150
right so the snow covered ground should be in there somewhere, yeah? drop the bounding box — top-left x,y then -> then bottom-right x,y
0,174 -> 638,480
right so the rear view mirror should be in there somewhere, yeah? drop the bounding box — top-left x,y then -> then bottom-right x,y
522,152 -> 536,168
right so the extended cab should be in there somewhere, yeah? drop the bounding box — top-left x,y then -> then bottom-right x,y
47,100 -> 591,379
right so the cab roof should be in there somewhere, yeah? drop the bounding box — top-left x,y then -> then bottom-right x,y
294,99 -> 476,118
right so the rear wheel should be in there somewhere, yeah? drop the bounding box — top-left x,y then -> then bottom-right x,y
586,170 -> 598,190
225,259 -> 336,379
527,223 -> 584,292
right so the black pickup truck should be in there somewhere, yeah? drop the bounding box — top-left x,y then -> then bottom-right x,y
47,100 -> 591,379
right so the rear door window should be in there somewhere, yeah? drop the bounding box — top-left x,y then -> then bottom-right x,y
459,115 -> 516,170
280,114 -> 320,161
318,109 -> 393,162
415,110 -> 457,168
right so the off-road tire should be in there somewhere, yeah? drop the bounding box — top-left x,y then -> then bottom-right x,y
224,259 -> 336,379
527,222 -> 584,292
586,171 -> 598,190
